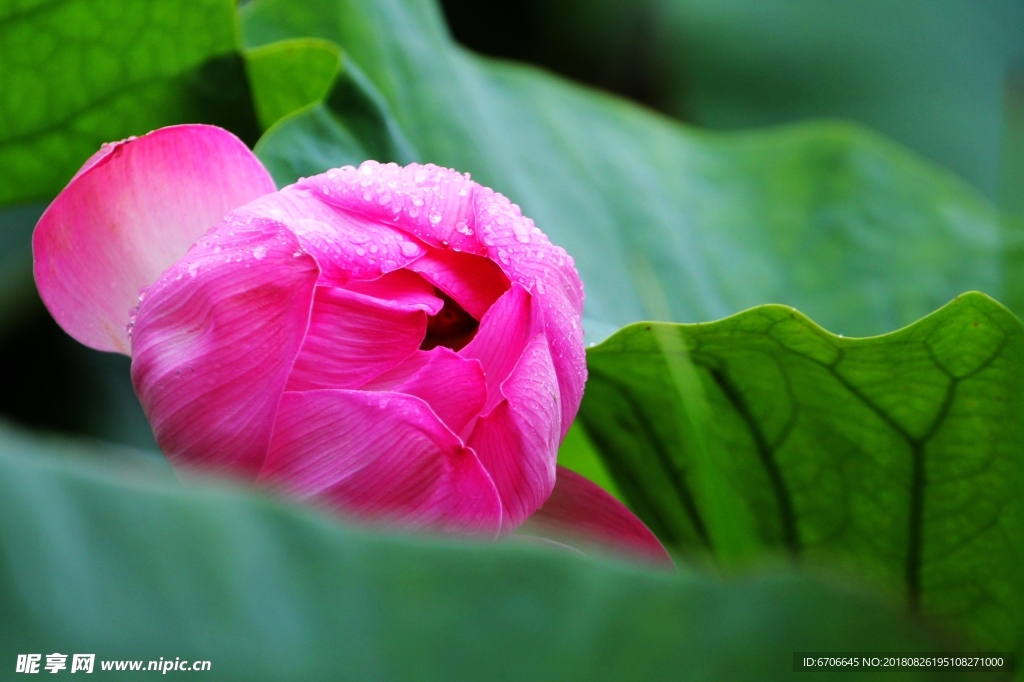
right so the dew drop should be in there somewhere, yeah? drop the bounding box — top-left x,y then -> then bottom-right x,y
498,249 -> 510,264
455,221 -> 472,235
428,211 -> 442,225
355,247 -> 366,256
253,246 -> 268,260
188,262 -> 199,277
400,241 -> 420,257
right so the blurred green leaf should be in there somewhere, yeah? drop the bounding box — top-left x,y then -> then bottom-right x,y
440,0 -> 1022,201
245,38 -> 341,131
0,424 -> 973,681
580,292 -> 1024,655
240,0 -> 1005,338
556,422 -> 623,502
253,46 -> 416,186
0,0 -> 258,206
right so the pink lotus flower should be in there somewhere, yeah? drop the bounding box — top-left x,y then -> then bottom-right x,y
33,124 -> 668,562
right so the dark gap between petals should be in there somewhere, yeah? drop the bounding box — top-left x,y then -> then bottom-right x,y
421,288 -> 479,351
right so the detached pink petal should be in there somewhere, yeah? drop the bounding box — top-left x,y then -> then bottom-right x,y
519,467 -> 673,565
285,286 -> 428,391
33,125 -> 276,354
131,221 -> 319,477
295,162 -> 586,437
261,389 -> 502,534
467,333 -> 561,532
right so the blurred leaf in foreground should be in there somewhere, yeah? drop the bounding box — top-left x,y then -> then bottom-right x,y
580,292 -> 1024,656
0,421 -> 970,681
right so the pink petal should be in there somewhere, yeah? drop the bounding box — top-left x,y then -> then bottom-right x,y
473,186 -> 586,441
460,283 -> 541,413
363,347 -> 486,436
285,286 -> 428,392
33,125 -> 276,354
130,220 -> 319,478
295,162 -> 585,438
466,333 -> 561,532
343,268 -> 443,314
260,389 -> 502,534
406,249 -> 509,320
295,162 -> 479,251
234,184 -> 428,287
519,467 -> 673,565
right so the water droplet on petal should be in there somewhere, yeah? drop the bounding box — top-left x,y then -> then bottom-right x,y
188,262 -> 199,277
428,211 -> 442,225
253,246 -> 267,260
400,241 -> 419,257
497,249 -> 510,265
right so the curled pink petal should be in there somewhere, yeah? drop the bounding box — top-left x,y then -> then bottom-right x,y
33,125 -> 276,354
473,186 -> 585,439
343,269 -> 443,314
406,249 -> 510,320
285,286 -> 428,391
363,347 -> 487,436
296,162 -> 586,437
260,389 -> 503,535
467,333 -> 561,532
460,283 -> 542,413
131,221 -> 319,477
519,467 -> 673,565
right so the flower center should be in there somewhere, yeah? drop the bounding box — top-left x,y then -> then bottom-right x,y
421,288 -> 479,352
